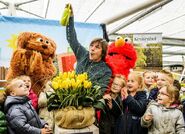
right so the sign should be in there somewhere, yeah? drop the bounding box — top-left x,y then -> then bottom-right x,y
0,15 -> 103,67
133,33 -> 162,44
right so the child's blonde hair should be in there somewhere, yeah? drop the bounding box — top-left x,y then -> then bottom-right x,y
5,78 -> 19,96
129,72 -> 144,91
113,74 -> 126,87
159,69 -> 174,84
5,75 -> 31,96
143,70 -> 154,77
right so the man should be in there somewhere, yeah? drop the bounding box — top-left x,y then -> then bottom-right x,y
66,5 -> 112,95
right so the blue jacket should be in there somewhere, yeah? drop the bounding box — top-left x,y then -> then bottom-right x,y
66,16 -> 112,94
148,87 -> 159,102
115,91 -> 148,134
4,96 -> 46,134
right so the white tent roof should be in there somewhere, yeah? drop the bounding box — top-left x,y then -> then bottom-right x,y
0,0 -> 185,65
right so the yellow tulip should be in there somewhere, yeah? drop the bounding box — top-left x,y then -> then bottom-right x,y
68,71 -> 75,79
84,81 -> 92,89
71,78 -> 77,89
77,73 -> 87,82
62,72 -> 68,79
59,72 -> 63,77
52,81 -> 59,90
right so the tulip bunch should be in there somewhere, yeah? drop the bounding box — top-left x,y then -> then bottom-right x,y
47,71 -> 101,111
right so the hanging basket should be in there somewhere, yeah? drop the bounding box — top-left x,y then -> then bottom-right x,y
55,106 -> 95,129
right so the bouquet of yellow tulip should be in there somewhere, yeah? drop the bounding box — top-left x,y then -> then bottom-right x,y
47,71 -> 101,111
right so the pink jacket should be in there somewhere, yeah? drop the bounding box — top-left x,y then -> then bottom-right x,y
28,89 -> 38,110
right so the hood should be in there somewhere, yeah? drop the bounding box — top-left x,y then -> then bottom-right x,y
4,96 -> 29,113
149,100 -> 178,109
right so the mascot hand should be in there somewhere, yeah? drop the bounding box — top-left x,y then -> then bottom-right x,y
29,51 -> 44,73
11,49 -> 27,71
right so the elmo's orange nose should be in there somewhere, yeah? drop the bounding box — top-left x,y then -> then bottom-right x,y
115,36 -> 125,47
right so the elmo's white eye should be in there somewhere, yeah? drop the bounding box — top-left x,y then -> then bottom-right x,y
124,37 -> 132,43
36,37 -> 43,42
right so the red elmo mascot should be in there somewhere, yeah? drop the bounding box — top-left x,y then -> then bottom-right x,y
105,36 -> 137,78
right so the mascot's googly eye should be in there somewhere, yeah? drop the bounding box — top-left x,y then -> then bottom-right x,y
36,37 -> 43,42
124,37 -> 132,44
116,36 -> 122,41
45,40 -> 49,44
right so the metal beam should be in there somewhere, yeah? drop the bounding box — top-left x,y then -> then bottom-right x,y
0,1 -> 9,6
84,0 -> 105,22
162,37 -> 185,47
15,0 -> 39,7
44,0 -> 50,18
108,0 -> 173,35
163,60 -> 183,65
0,7 -> 8,10
102,0 -> 163,25
16,7 -> 44,18
163,52 -> 185,55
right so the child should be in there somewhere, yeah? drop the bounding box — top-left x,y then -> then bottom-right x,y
148,69 -> 174,101
16,75 -> 38,110
99,74 -> 126,134
141,85 -> 185,133
114,72 -> 147,134
4,78 -> 52,134
143,71 -> 155,98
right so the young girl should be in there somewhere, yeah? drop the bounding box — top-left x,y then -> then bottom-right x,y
114,72 -> 147,134
17,75 -> 38,110
143,71 -> 155,98
99,74 -> 126,134
141,85 -> 185,133
4,78 -> 52,134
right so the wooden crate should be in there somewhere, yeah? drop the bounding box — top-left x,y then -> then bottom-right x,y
54,124 -> 99,134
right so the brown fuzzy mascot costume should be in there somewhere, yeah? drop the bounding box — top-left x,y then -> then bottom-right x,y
6,32 -> 57,95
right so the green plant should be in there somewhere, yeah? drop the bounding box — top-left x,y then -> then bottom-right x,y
47,71 -> 101,111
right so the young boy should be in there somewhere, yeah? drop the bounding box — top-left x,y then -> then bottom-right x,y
4,78 -> 52,134
16,75 -> 38,110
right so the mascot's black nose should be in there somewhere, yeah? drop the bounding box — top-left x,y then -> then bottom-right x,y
42,45 -> 48,49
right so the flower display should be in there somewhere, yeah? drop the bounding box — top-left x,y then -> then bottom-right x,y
47,71 -> 101,111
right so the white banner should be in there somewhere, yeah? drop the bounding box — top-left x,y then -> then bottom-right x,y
133,33 -> 162,44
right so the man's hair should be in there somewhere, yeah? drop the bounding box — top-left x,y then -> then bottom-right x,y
90,38 -> 108,60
